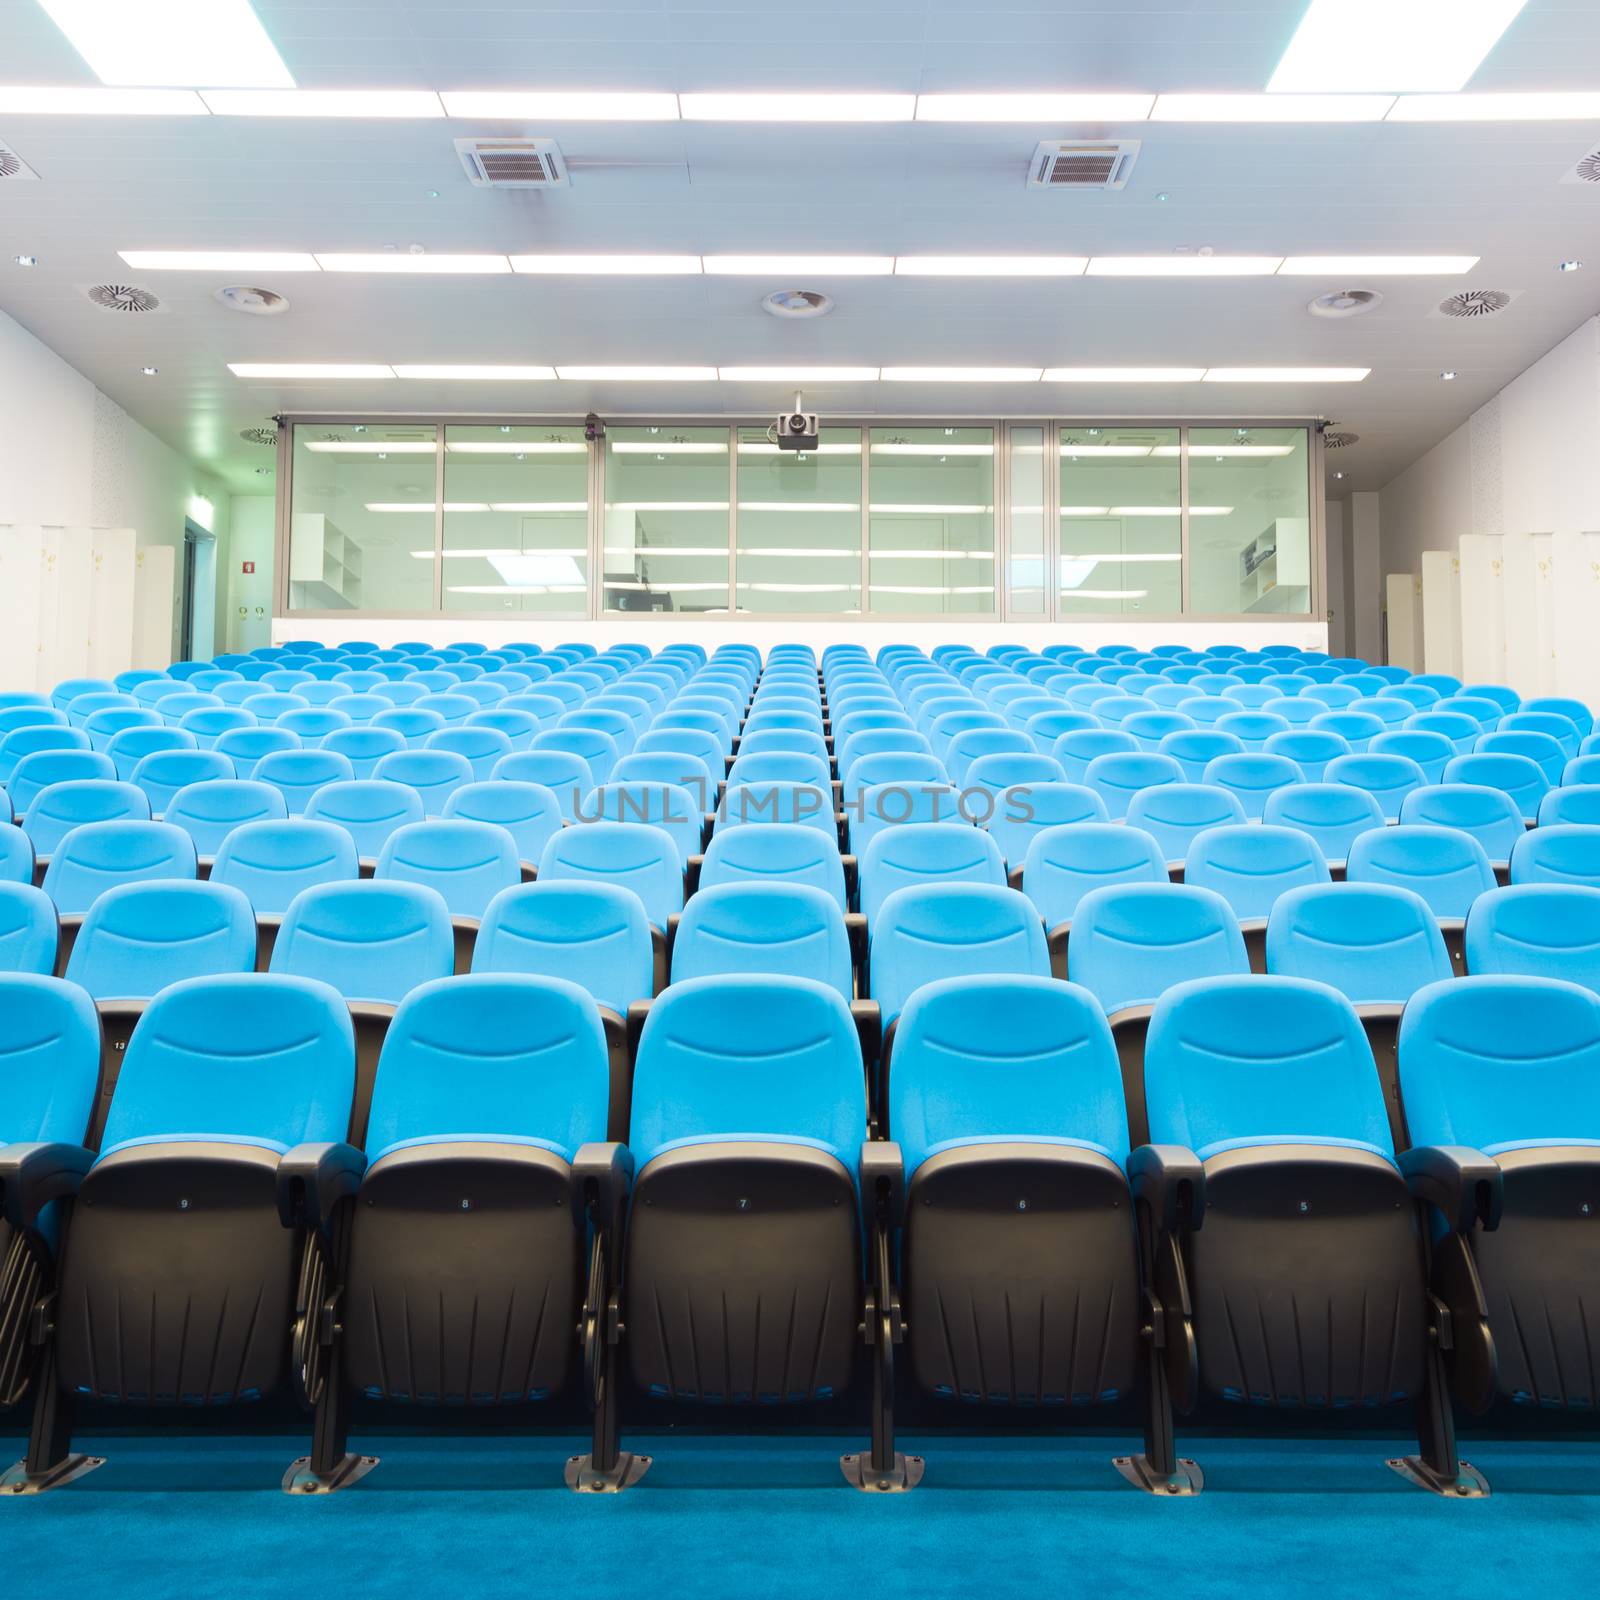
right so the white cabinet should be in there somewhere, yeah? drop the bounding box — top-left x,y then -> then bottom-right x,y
290,514 -> 363,610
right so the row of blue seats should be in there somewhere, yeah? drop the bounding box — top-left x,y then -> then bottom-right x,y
2,962 -> 1593,1495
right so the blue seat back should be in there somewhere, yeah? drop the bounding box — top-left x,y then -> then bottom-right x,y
370,748 -> 473,816
1183,824 -> 1329,920
1022,823 -> 1167,928
0,885 -> 57,975
1477,729 -> 1566,787
1399,974 -> 1600,1152
319,725 -> 407,780
1261,729 -> 1350,784
1124,782 -> 1247,864
1368,729 -> 1455,785
671,883 -> 851,999
0,972 -> 99,1140
253,748 -> 355,816
427,724 -> 516,783
42,819 -> 197,916
1464,884 -> 1600,989
983,781 -> 1107,868
210,819 -> 359,916
23,779 -> 150,858
1398,781 -> 1525,863
629,975 -> 867,1170
1145,975 -> 1392,1160
100,974 -> 355,1155
9,749 -> 116,814
890,974 -> 1129,1176
371,708 -> 446,749
441,780 -> 563,867
1326,752 -> 1426,820
269,881 -> 454,1005
1068,883 -> 1248,1014
492,750 -> 595,821
850,781 -> 963,856
1266,883 -> 1452,1003
1522,696 -> 1594,738
1202,752 -> 1304,819
860,823 -> 1005,925
1051,729 -> 1138,785
304,779 -> 426,859
1081,751 -> 1183,820
1511,823 -> 1600,888
536,820 -> 682,931
162,779 -> 286,857
1345,824 -> 1496,918
870,883 -> 1048,1027
65,880 -> 257,1000
375,819 -> 522,920
1441,752 -> 1550,824
697,822 -> 847,911
1259,782 -> 1384,864
586,782 -> 703,869
843,751 -> 946,805
472,881 -> 653,1013
1156,728 -> 1244,784
726,751 -> 831,793
364,974 -> 610,1162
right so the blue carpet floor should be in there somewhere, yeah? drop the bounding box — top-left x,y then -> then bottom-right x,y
4,1432 -> 1597,1596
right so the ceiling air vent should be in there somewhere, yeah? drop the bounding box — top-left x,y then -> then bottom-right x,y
84,283 -> 161,314
1029,140 -> 1140,191
1561,146 -> 1600,184
0,140 -> 39,181
1435,288 -> 1513,319
1308,289 -> 1381,319
1323,431 -> 1359,450
239,427 -> 279,447
216,285 -> 289,316
455,137 -> 569,188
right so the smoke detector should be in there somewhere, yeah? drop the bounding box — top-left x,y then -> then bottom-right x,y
0,140 -> 39,181
762,289 -> 833,319
239,427 -> 279,447
1435,288 -> 1513,319
454,137 -> 568,187
1323,431 -> 1360,450
84,283 -> 161,314
1028,140 -> 1141,190
1308,289 -> 1381,319
215,285 -> 289,316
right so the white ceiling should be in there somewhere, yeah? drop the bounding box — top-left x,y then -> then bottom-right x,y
3,0 -> 1600,495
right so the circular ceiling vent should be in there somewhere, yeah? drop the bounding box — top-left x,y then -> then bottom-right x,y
0,149 -> 22,180
238,427 -> 279,447
762,289 -> 833,319
85,283 -> 159,314
1573,150 -> 1600,184
1308,288 -> 1382,319
1323,430 -> 1360,450
215,285 -> 289,316
1439,288 -> 1511,319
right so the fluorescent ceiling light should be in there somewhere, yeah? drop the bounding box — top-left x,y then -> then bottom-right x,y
1152,93 -> 1394,121
718,367 -> 881,382
737,442 -> 861,455
557,366 -> 717,381
439,90 -> 680,120
1150,444 -> 1295,457
1062,588 -> 1149,599
1279,255 -> 1478,274
870,443 -> 993,456
488,553 -> 586,586
229,362 -> 394,378
37,0 -> 292,87
681,92 -> 914,121
1059,445 -> 1153,457
448,442 -> 586,454
488,504 -> 587,513
199,89 -> 444,117
1203,367 -> 1370,382
611,441 -> 728,454
448,585 -> 587,595
880,367 -> 1042,382
1087,257 -> 1283,276
1269,0 -> 1531,93
1070,552 -> 1183,561
0,86 -> 207,113
1043,367 -> 1206,382
736,502 -> 861,512
894,257 -> 1087,277
870,585 -> 996,596
391,364 -> 557,380
867,549 -> 993,560
303,441 -> 437,454
914,92 -> 1154,121
605,503 -> 730,512
1389,91 -> 1600,120
510,254 -> 702,275
1059,507 -> 1112,517
1109,505 -> 1235,516
120,249 -> 320,272
414,547 -> 588,558
602,545 -> 729,556
703,255 -> 894,276
366,503 -> 489,513
316,254 -> 511,274
868,503 -> 995,514
736,583 -> 856,593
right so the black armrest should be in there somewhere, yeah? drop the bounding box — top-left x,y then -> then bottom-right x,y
1400,1144 -> 1503,1233
665,912 -> 680,966
1007,864 -> 1024,891
685,855 -> 703,897
572,1140 -> 635,1232
276,1142 -> 366,1232
627,998 -> 652,1064
843,912 -> 868,968
1127,1143 -> 1206,1232
841,853 -> 859,905
850,999 -> 882,1069
0,1141 -> 94,1232
860,1139 -> 905,1228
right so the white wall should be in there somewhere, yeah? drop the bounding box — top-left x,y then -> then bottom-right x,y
0,307 -> 231,661
226,495 -> 276,653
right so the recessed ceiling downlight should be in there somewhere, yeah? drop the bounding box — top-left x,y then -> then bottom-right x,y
215,284 -> 289,316
1308,288 -> 1382,319
762,289 -> 834,319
